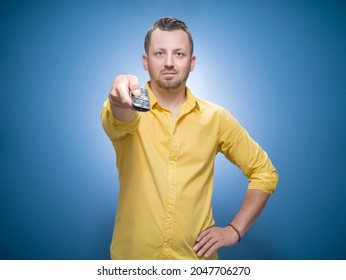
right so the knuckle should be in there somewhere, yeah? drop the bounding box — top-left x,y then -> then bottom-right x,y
114,84 -> 122,93
109,89 -> 116,99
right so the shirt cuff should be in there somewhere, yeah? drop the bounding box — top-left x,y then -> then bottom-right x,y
247,170 -> 279,194
102,99 -> 140,135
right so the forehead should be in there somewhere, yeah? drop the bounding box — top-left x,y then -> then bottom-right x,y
149,29 -> 190,50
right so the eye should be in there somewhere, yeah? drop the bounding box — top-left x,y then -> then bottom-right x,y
175,52 -> 185,57
155,51 -> 164,56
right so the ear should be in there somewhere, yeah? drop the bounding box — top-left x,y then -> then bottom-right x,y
190,55 -> 196,72
142,54 -> 148,71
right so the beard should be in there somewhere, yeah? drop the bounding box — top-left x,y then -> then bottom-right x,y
155,76 -> 183,90
149,67 -> 190,90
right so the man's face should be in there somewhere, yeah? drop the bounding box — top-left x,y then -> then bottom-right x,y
143,29 -> 196,90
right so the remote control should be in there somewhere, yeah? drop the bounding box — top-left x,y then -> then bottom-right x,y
132,88 -> 150,112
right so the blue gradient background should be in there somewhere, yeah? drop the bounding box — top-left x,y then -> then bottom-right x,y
1,0 -> 345,259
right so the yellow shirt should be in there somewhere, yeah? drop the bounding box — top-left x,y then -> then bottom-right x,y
101,83 -> 278,260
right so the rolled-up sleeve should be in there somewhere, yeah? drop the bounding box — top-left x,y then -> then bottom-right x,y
218,109 -> 278,194
101,99 -> 140,143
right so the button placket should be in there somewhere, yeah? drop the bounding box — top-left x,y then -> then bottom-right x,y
160,126 -> 179,259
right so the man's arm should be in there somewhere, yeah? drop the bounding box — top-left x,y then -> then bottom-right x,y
192,108 -> 278,258
193,189 -> 270,258
101,75 -> 144,142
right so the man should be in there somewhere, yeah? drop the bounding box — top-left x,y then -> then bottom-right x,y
101,17 -> 278,260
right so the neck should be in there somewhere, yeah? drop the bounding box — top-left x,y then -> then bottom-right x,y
150,82 -> 187,117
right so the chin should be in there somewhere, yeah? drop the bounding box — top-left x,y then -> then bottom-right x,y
156,80 -> 181,90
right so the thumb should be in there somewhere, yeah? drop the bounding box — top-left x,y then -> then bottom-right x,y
127,75 -> 141,96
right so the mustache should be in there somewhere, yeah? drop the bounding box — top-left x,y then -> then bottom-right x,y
160,68 -> 179,74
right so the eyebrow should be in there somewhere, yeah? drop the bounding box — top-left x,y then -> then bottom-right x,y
155,47 -> 186,52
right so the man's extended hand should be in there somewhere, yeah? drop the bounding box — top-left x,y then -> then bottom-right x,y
193,226 -> 239,258
108,75 -> 141,122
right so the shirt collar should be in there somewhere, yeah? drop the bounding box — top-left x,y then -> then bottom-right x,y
145,82 -> 200,112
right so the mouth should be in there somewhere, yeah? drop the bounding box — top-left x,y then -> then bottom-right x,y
161,69 -> 178,75
161,72 -> 178,77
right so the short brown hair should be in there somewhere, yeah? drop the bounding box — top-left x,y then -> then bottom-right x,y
144,17 -> 194,55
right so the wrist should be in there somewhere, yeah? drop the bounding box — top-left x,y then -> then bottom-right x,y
227,223 -> 242,242
109,101 -> 137,122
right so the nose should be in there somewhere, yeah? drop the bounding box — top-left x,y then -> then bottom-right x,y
164,53 -> 174,68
